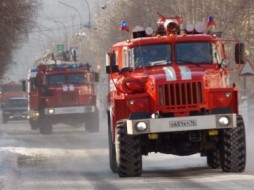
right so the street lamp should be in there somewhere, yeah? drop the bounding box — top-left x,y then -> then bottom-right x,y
83,0 -> 91,28
45,17 -> 68,50
58,0 -> 83,29
76,32 -> 86,62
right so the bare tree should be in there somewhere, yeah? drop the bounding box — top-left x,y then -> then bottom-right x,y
0,0 -> 39,80
87,0 -> 254,98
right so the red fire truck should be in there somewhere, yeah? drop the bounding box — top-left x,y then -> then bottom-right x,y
0,82 -> 24,108
25,50 -> 99,134
106,15 -> 246,177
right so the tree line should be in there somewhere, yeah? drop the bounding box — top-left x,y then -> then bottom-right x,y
88,0 -> 254,99
0,0 -> 38,79
2,0 -> 254,98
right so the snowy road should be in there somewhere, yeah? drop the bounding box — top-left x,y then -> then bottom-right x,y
0,112 -> 254,190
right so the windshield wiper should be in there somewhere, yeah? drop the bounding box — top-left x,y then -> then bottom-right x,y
176,59 -> 197,64
148,60 -> 170,67
176,59 -> 202,66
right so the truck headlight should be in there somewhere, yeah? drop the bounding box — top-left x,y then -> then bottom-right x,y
136,121 -> 147,132
225,92 -> 231,98
48,109 -> 55,114
221,58 -> 230,67
218,116 -> 230,126
32,111 -> 39,118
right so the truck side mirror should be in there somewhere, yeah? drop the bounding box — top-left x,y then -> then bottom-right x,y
32,78 -> 39,89
235,43 -> 245,64
21,80 -> 26,92
72,49 -> 77,62
106,52 -> 119,74
92,72 -> 99,82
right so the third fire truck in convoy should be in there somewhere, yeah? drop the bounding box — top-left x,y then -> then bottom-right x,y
0,82 -> 24,108
106,15 -> 246,177
25,50 -> 99,134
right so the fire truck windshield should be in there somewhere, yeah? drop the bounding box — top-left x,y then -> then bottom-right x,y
131,44 -> 171,68
175,42 -> 213,64
47,73 -> 87,85
7,98 -> 28,108
2,85 -> 22,92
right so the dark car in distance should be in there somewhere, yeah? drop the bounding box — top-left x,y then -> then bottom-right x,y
2,97 -> 28,123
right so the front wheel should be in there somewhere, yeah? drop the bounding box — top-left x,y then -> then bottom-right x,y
220,115 -> 246,172
39,118 -> 53,135
207,149 -> 220,169
115,121 -> 142,177
29,119 -> 39,130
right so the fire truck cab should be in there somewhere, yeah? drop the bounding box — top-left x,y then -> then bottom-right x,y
0,82 -> 24,108
106,15 -> 246,177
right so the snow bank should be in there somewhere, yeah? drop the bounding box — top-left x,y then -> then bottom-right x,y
0,132 -> 21,190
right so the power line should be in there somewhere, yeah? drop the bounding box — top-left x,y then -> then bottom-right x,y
30,23 -> 79,33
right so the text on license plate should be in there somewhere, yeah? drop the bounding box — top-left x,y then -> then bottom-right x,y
169,120 -> 197,127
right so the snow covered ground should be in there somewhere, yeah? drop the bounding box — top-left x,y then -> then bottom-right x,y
0,132 -> 21,190
0,107 -> 253,189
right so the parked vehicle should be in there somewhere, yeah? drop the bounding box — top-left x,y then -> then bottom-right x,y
2,97 -> 28,123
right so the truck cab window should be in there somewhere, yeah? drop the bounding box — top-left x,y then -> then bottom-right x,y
47,74 -> 65,85
68,74 -> 87,84
133,44 -> 171,68
123,47 -> 129,68
175,42 -> 213,64
2,85 -> 22,92
30,78 -> 38,90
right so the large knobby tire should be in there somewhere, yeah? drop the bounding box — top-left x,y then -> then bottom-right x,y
39,118 -> 53,135
85,108 -> 100,133
207,149 -> 221,169
30,119 -> 39,130
108,114 -> 117,173
220,115 -> 246,172
115,121 -> 142,177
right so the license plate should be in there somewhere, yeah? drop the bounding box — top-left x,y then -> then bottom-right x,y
61,108 -> 78,113
55,107 -> 84,114
169,120 -> 197,128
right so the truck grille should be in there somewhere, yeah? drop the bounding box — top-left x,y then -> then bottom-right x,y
61,91 -> 79,105
158,82 -> 203,109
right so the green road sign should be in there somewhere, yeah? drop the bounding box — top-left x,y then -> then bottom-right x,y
55,44 -> 64,52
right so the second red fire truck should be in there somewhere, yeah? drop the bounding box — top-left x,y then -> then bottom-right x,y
24,50 -> 99,134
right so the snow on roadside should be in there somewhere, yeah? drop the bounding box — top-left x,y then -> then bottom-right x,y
0,132 -> 22,190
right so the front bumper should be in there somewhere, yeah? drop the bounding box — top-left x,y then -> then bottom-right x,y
3,112 -> 28,120
127,114 -> 237,135
44,105 -> 96,115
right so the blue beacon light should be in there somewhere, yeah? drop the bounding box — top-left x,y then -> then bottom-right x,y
120,20 -> 129,31
68,64 -> 78,69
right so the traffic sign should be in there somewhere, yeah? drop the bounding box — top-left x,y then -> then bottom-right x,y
239,61 -> 254,76
55,44 -> 64,52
